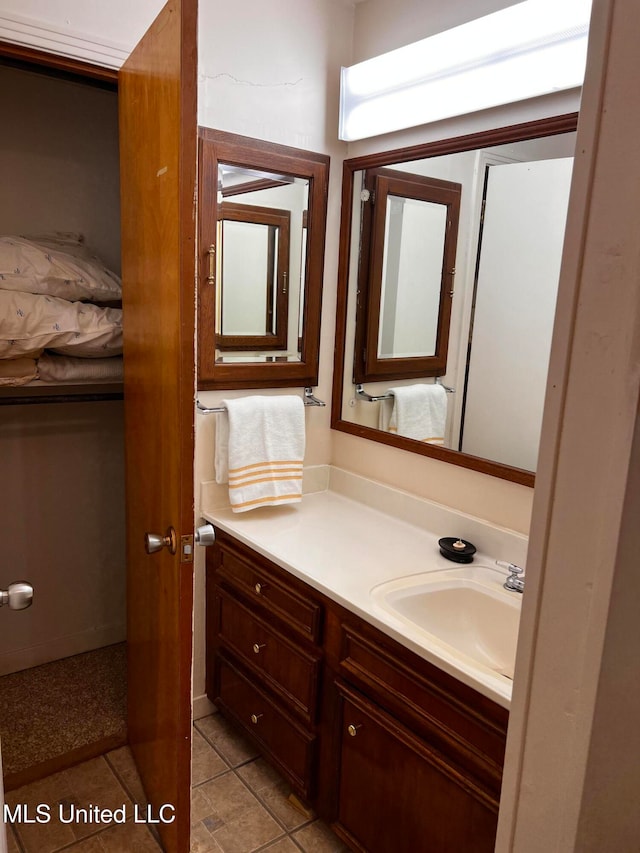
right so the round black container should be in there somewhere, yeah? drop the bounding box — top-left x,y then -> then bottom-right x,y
438,537 -> 476,563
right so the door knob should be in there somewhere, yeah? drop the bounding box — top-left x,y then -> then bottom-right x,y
0,581 -> 34,611
145,527 -> 177,555
195,524 -> 215,546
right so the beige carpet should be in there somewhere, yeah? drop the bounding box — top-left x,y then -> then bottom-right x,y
0,643 -> 127,777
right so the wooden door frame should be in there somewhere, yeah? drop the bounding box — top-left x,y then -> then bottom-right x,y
0,40 -> 118,86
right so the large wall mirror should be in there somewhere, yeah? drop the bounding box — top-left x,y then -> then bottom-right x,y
332,114 -> 579,486
199,129 -> 329,389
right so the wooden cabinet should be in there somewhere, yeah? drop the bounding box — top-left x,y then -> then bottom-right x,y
214,652 -> 317,797
207,533 -> 322,798
206,531 -> 508,852
336,684 -> 498,853
330,621 -> 506,852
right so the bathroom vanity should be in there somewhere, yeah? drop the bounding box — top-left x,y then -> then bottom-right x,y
204,473 -> 523,852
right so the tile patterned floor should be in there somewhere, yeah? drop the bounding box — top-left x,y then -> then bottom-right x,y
4,712 -> 347,853
5,748 -> 159,853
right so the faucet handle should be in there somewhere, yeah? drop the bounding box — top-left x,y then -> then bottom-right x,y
498,561 -> 525,593
496,560 -> 523,575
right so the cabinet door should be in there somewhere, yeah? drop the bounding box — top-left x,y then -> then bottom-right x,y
335,686 -> 498,853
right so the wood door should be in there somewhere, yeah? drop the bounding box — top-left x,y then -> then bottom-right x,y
460,157 -> 573,470
118,1 -> 197,851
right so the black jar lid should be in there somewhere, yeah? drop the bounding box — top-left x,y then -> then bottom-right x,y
438,537 -> 476,563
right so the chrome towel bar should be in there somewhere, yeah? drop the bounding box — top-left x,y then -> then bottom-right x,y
197,387 -> 326,414
355,378 -> 455,403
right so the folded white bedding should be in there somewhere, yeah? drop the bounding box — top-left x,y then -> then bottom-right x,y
0,234 -> 121,302
0,290 -> 122,359
37,353 -> 123,383
0,357 -> 38,386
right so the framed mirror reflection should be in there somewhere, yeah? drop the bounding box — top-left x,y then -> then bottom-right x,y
217,201 -> 291,351
354,168 -> 461,383
198,128 -> 329,389
332,114 -> 579,486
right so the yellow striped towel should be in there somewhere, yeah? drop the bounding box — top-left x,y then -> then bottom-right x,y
223,395 -> 305,513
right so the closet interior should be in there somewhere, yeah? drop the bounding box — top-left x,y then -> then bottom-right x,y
0,54 -> 127,791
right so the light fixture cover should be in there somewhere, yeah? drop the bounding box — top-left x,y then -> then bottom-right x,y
340,0 -> 592,141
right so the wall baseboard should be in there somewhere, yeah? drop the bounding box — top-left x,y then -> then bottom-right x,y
0,624 -> 126,676
193,694 -> 217,721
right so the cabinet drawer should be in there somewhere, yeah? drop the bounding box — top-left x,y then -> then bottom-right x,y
339,624 -> 507,795
216,542 -> 322,643
214,652 -> 316,798
214,587 -> 320,722
335,681 -> 498,853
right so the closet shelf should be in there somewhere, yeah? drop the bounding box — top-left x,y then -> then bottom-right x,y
0,382 -> 123,405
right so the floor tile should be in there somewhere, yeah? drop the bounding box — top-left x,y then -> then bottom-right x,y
195,715 -> 259,767
260,837 -> 301,852
105,746 -> 148,809
190,821 -> 224,852
257,785 -> 311,833
236,759 -> 282,794
57,819 -> 162,851
191,783 -> 221,828
7,756 -> 132,853
210,803 -> 283,853
192,728 -> 229,786
293,821 -> 348,853
193,772 -> 262,824
237,758 -> 312,832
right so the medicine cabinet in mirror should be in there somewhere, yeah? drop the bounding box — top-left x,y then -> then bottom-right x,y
354,168 -> 461,383
198,129 -> 329,389
332,114 -> 578,486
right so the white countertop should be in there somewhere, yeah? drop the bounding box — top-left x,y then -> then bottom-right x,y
203,475 -> 523,709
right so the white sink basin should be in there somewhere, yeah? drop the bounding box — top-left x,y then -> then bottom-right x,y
370,565 -> 522,680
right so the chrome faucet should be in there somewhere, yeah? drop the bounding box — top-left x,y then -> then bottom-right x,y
497,561 -> 525,593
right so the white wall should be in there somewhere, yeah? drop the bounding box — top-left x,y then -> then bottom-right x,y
0,402 -> 125,674
193,0 -> 354,713
352,0 -> 517,64
0,66 -> 121,273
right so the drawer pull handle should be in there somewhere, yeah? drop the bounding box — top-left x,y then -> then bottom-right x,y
253,643 -> 266,654
254,582 -> 268,595
347,723 -> 362,738
250,713 -> 263,725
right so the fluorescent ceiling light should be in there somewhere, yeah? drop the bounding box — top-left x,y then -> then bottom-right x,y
340,0 -> 592,141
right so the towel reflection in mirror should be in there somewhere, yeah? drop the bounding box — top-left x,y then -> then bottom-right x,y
379,384 -> 447,444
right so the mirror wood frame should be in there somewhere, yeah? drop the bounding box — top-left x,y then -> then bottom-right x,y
198,128 -> 330,390
331,113 -> 579,488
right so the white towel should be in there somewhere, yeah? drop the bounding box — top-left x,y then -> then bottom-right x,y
379,384 -> 447,444
215,396 -> 305,512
